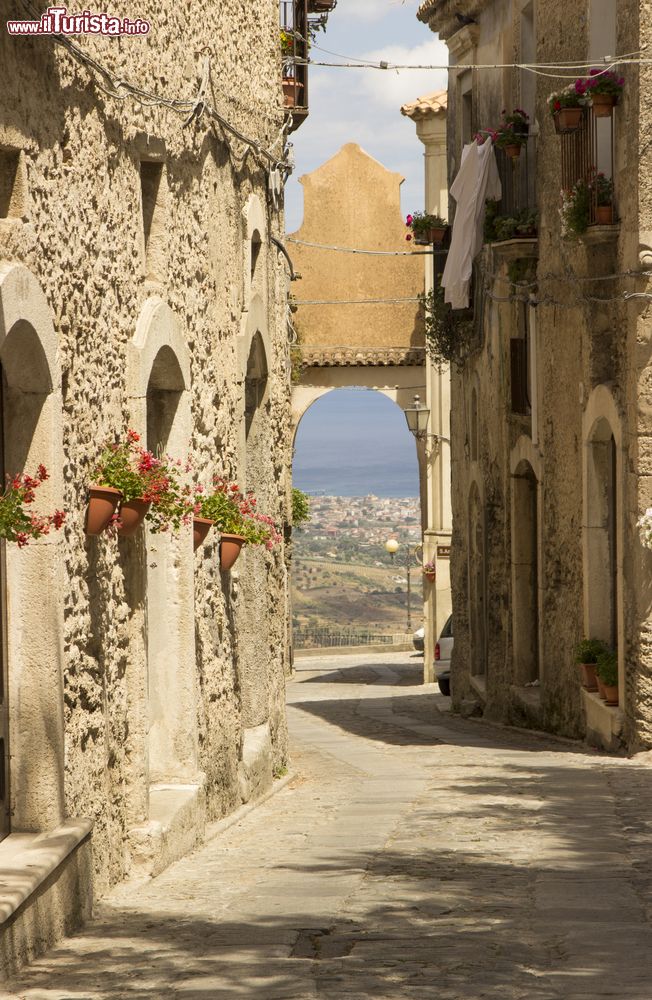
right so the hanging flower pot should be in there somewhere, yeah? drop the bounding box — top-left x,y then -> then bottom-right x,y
553,107 -> 583,133
595,204 -> 614,225
424,571 -> 436,583
604,684 -> 619,706
219,533 -> 247,571
117,498 -> 151,537
282,78 -> 304,109
193,516 -> 214,551
427,226 -> 448,245
504,144 -> 522,159
85,486 -> 122,536
590,93 -> 616,117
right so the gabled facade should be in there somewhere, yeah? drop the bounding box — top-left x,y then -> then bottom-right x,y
420,0 -> 652,751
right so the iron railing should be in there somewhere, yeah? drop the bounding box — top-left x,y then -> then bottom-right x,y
560,106 -> 616,224
294,628 -> 411,649
494,136 -> 537,219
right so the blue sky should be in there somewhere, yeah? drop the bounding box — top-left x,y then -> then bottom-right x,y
284,0 -> 448,233
293,388 -> 421,497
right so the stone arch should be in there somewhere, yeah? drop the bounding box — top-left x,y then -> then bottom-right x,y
0,262 -> 65,833
510,441 -> 541,686
583,386 -> 623,674
127,298 -> 198,787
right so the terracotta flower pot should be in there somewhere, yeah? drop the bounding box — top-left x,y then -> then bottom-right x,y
220,533 -> 247,571
427,226 -> 448,244
85,486 -> 122,536
117,498 -> 151,537
554,107 -> 583,133
580,662 -> 598,692
595,204 -> 614,225
504,143 -> 522,159
424,571 -> 436,583
596,675 -> 607,700
193,517 -> 214,551
282,78 -> 304,108
591,93 -> 615,117
603,684 -> 619,706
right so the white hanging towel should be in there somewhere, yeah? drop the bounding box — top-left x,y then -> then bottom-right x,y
441,140 -> 502,309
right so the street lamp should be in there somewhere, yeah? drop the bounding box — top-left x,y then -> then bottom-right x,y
403,394 -> 430,441
384,537 -> 421,633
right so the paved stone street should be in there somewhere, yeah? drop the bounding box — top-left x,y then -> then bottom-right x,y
5,651 -> 652,999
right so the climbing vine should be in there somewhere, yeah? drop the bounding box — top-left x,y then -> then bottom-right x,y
421,287 -> 474,369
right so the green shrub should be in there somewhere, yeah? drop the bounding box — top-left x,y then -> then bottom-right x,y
292,488 -> 311,528
596,649 -> 618,687
575,637 -> 607,664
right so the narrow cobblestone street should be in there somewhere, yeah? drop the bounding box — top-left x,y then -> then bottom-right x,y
5,651 -> 652,999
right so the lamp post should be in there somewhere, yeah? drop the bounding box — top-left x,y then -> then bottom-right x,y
385,537 -> 421,633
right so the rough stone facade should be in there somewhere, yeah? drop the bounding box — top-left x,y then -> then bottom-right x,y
422,0 -> 652,751
0,0 -> 292,973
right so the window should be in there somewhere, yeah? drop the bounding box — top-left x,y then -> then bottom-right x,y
140,160 -> 166,282
0,149 -> 23,219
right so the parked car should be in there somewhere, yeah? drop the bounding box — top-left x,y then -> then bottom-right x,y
412,626 -> 424,652
434,615 -> 453,696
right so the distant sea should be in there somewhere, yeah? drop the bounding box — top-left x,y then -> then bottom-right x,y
293,388 -> 420,499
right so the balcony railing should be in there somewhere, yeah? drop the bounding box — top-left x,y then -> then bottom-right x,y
494,136 -> 537,220
559,106 -> 616,225
281,0 -> 309,130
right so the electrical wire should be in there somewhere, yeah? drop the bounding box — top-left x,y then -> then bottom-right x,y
16,0 -> 292,173
295,296 -> 421,305
287,237 -> 426,256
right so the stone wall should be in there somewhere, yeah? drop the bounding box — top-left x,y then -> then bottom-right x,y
434,0 -> 652,750
0,0 -> 291,920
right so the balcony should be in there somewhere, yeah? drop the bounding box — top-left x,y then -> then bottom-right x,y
281,1 -> 336,132
559,105 -> 617,228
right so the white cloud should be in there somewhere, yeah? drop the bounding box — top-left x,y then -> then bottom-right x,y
357,38 -> 448,110
285,19 -> 448,231
346,0 -> 420,22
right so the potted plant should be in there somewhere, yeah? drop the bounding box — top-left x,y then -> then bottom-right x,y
90,430 -> 173,538
422,560 -> 436,583
596,648 -> 619,705
281,29 -> 304,108
593,172 -> 614,225
195,476 -> 281,569
560,179 -> 590,238
496,109 -> 529,158
0,465 -> 65,547
575,637 -> 606,692
584,68 -> 624,117
548,81 -> 586,133
406,212 -> 448,246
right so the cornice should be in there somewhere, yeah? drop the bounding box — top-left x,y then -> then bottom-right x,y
300,347 -> 426,368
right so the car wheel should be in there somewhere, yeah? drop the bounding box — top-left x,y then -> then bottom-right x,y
438,678 -> 450,697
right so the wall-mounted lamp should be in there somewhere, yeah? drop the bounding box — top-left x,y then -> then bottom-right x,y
403,394 -> 430,441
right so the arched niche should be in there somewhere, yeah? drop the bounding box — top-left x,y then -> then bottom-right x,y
0,262 -> 65,833
127,298 -> 198,786
243,194 -> 267,309
510,446 -> 541,686
583,387 -> 623,666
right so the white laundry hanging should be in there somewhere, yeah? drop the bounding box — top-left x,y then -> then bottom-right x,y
441,140 -> 502,310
